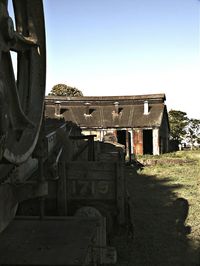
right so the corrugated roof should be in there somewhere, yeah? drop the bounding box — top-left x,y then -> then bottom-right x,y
45,94 -> 167,129
46,93 -> 166,102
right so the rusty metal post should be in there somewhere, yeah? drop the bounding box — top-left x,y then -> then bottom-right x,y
125,130 -> 131,163
133,129 -> 143,155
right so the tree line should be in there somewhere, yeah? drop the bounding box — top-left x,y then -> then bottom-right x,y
48,83 -> 83,97
169,110 -> 200,149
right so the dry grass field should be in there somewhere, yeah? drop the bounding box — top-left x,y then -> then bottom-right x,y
111,150 -> 200,266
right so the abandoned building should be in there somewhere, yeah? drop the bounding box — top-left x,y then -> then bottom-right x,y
45,93 -> 170,159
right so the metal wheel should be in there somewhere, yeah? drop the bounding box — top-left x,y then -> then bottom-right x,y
0,0 -> 46,164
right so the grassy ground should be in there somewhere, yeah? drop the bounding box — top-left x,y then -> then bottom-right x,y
140,150 -> 200,248
111,150 -> 200,266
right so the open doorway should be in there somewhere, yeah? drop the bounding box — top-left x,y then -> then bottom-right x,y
143,129 -> 153,154
117,130 -> 131,161
117,130 -> 126,146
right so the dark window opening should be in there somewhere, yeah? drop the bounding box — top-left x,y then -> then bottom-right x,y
143,129 -> 153,154
85,106 -> 95,116
60,108 -> 68,114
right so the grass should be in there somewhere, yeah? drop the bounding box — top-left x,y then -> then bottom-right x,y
137,150 -> 200,262
112,150 -> 200,265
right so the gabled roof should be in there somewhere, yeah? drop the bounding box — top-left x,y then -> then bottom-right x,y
45,93 -> 168,129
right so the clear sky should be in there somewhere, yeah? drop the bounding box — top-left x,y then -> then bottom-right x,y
43,0 -> 200,119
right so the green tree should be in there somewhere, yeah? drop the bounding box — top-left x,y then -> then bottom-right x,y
48,84 -> 83,97
168,110 -> 189,143
185,119 -> 200,149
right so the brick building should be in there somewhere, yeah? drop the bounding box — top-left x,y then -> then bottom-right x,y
45,93 -> 170,159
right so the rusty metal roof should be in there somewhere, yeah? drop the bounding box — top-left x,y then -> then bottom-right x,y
45,94 -> 168,129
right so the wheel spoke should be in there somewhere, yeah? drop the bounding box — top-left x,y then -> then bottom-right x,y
1,1 -> 8,7
1,52 -> 34,131
0,0 -> 46,163
11,0 -> 38,52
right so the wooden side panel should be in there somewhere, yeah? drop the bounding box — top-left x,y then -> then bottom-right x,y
66,162 -> 116,200
66,158 -> 126,225
57,156 -> 67,215
116,159 -> 125,224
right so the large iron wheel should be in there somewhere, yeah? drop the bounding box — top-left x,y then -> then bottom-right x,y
0,0 -> 46,164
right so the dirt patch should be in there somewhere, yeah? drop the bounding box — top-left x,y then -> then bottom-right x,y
138,158 -> 194,166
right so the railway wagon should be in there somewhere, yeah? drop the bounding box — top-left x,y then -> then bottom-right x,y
0,1 -> 130,265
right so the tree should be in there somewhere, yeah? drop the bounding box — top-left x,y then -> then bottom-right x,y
48,84 -> 83,97
185,119 -> 200,149
168,110 -> 189,143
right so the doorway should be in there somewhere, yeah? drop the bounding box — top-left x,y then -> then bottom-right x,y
117,130 -> 126,146
117,130 -> 131,161
143,129 -> 153,155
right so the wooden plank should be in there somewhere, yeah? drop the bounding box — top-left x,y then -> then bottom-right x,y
67,171 -> 115,180
67,161 -> 116,171
68,180 -> 115,200
66,162 -> 116,181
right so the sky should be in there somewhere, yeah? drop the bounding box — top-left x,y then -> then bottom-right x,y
33,1 -> 200,118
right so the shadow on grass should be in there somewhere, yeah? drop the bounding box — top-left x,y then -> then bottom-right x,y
112,167 -> 200,266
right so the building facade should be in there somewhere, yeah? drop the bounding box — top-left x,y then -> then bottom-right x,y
45,93 -> 170,159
